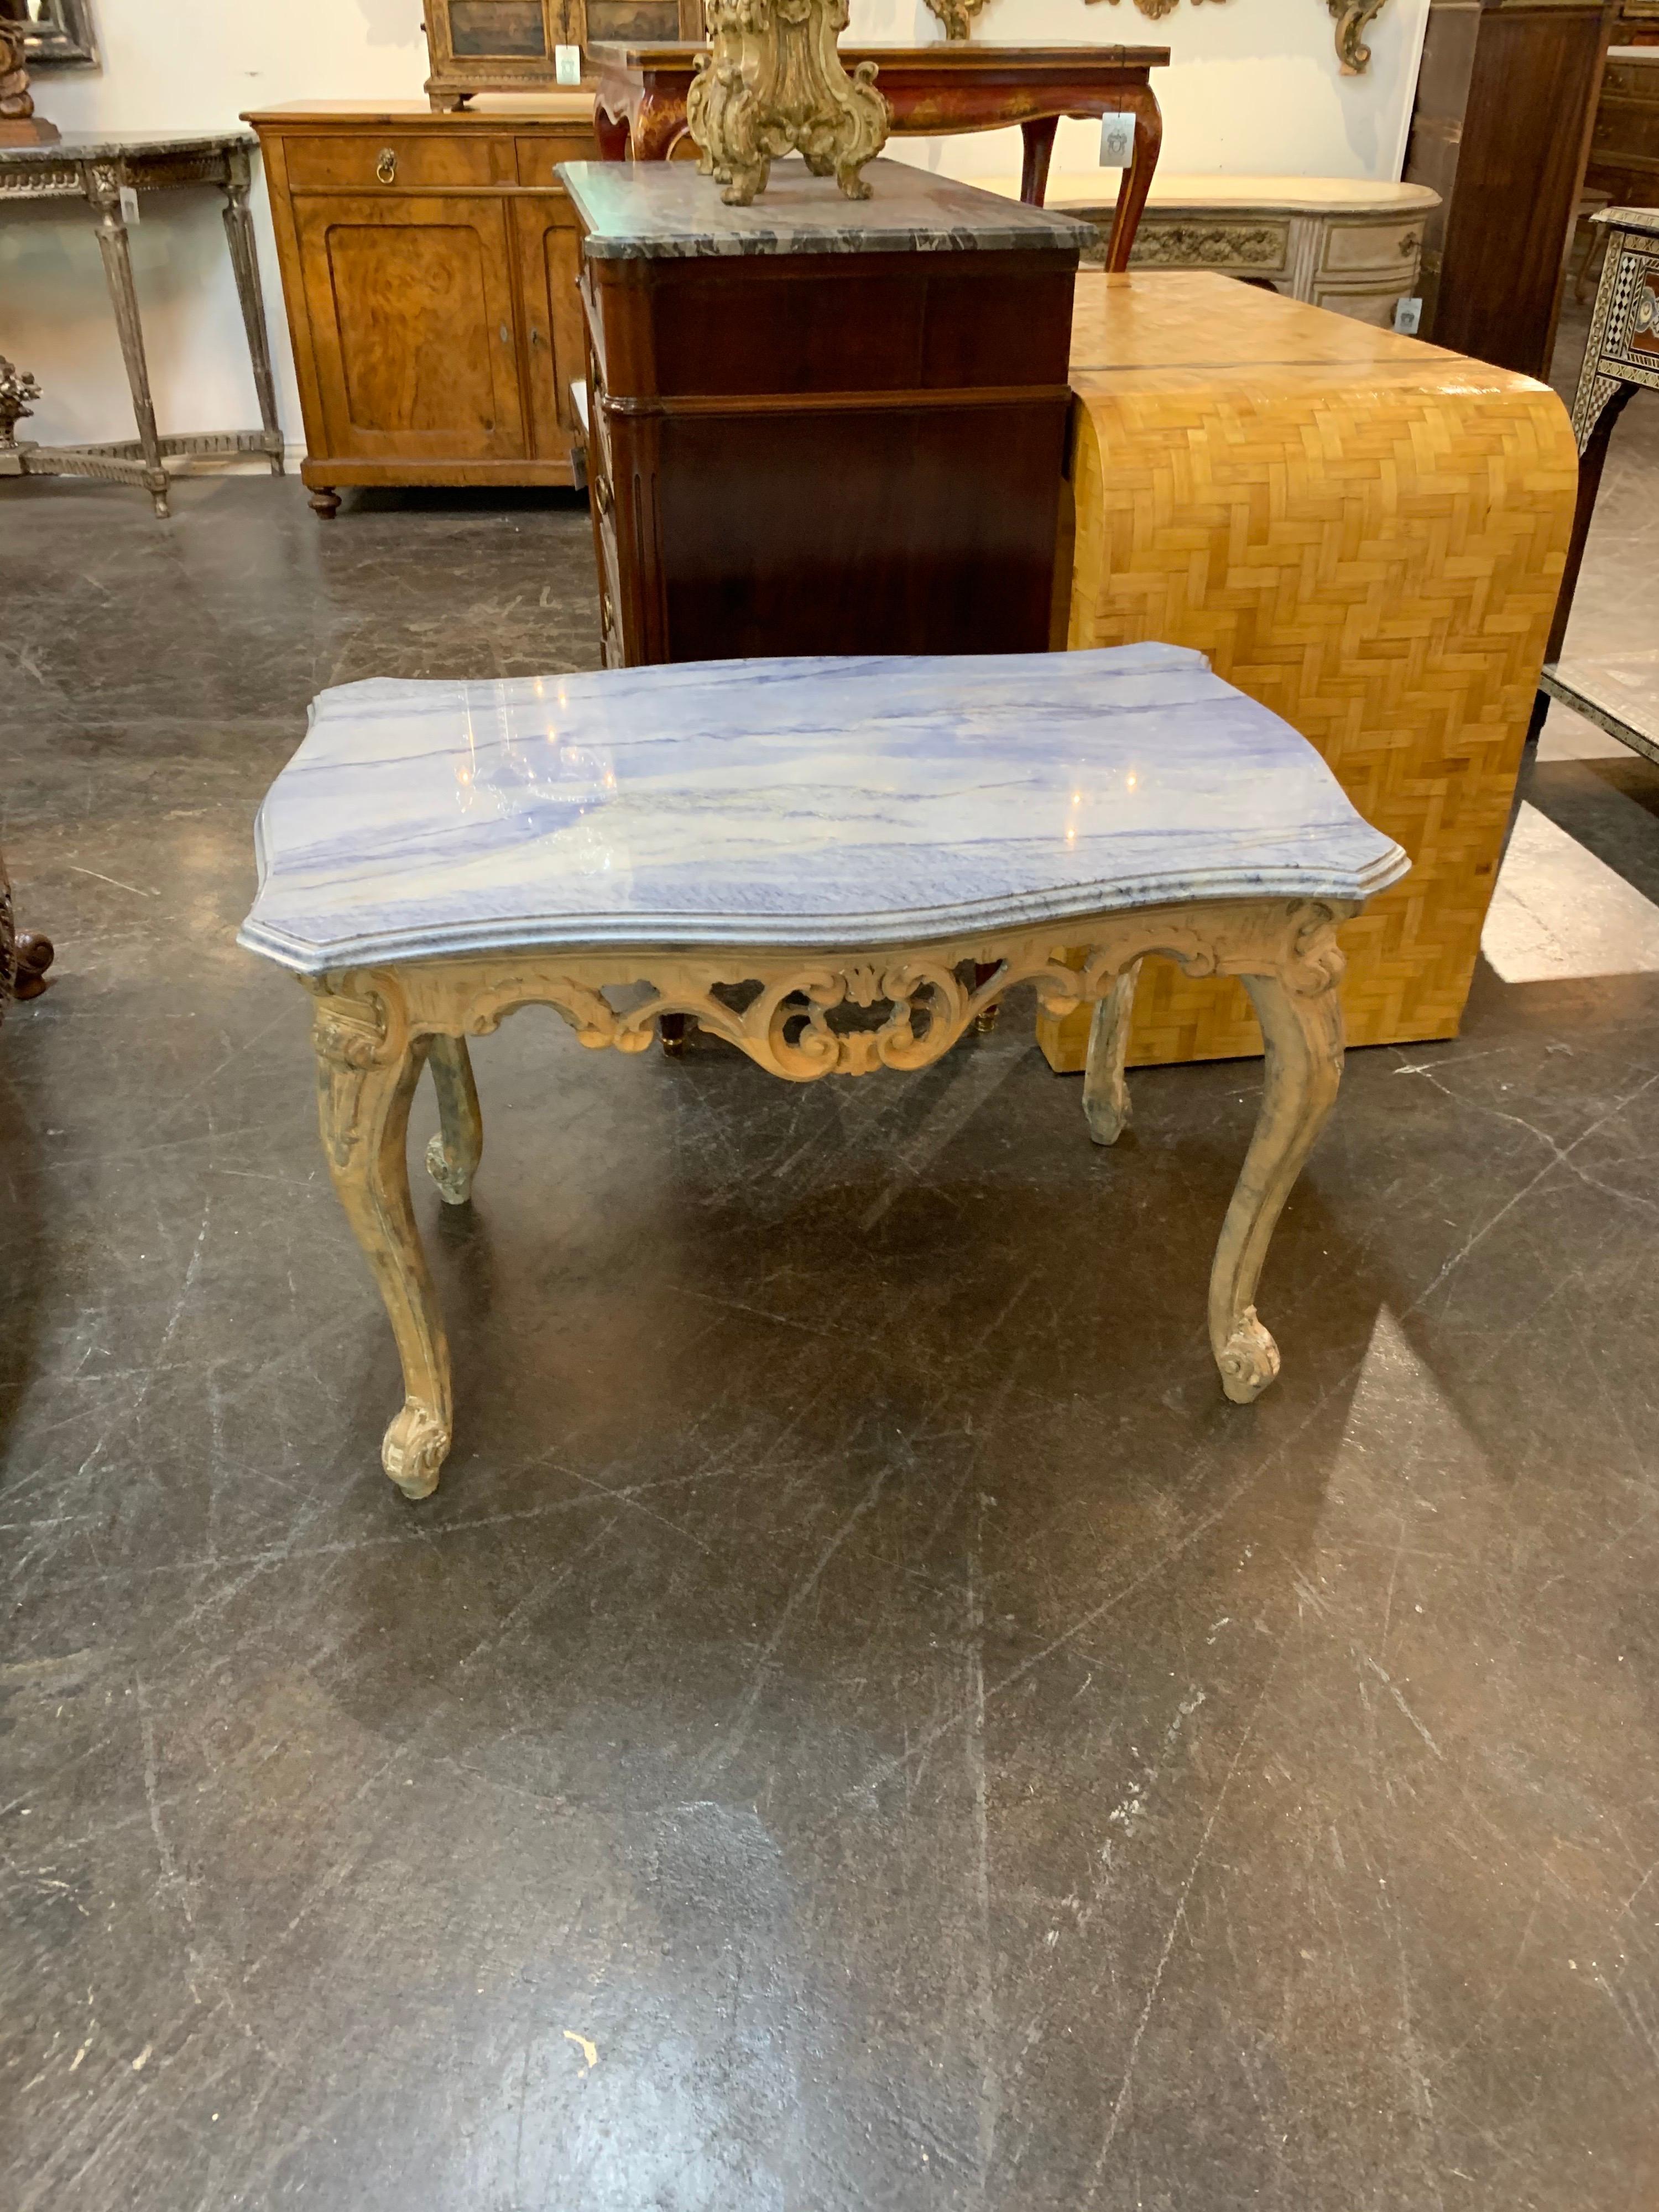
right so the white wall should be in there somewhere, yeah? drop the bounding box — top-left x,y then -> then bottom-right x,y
3,0 -> 1426,452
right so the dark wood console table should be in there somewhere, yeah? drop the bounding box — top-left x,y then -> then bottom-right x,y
0,133 -> 283,518
591,43 -> 1166,269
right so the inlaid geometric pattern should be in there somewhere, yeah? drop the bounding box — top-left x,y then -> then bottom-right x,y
1038,270 -> 1579,1071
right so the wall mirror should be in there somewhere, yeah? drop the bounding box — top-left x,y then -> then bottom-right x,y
1,0 -> 98,67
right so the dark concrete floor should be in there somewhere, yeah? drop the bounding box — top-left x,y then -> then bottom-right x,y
5,345 -> 1659,2212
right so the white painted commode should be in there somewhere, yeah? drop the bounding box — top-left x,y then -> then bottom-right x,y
983,174 -> 1440,327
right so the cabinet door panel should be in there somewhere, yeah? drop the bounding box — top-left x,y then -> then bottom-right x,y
294,195 -> 526,460
512,197 -> 587,459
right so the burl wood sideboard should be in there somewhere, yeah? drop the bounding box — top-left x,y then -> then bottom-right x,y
562,159 -> 1091,665
246,101 -> 599,515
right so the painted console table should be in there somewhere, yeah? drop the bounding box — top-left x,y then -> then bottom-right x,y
0,132 -> 283,517
241,643 -> 1407,1499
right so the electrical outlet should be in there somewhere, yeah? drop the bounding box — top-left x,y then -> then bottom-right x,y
555,43 -> 581,85
1098,113 -> 1136,168
1394,295 -> 1423,335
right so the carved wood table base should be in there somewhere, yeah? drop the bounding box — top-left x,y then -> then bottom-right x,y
304,896 -> 1351,1498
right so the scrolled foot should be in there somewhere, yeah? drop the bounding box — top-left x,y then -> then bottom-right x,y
1214,1309 -> 1281,1405
836,166 -> 874,200
14,928 -> 54,1000
382,1397 -> 450,1498
424,1129 -> 473,1207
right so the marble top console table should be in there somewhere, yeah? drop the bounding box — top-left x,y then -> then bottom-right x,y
241,641 -> 1408,1498
0,133 -> 283,517
589,43 -> 1167,268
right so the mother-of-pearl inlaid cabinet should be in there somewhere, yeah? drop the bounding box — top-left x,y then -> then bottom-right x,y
246,101 -> 598,516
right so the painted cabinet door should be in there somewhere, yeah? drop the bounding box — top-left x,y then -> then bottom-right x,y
293,194 -> 528,462
511,197 -> 588,461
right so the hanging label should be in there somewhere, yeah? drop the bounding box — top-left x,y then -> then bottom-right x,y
118,184 -> 141,225
1098,113 -> 1136,168
1393,295 -> 1423,335
555,43 -> 582,85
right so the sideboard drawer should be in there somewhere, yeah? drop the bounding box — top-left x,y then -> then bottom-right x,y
515,133 -> 599,188
284,133 -> 512,191
1320,217 -> 1424,275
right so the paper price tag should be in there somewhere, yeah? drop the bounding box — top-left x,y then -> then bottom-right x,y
1098,113 -> 1136,168
555,43 -> 582,85
118,184 -> 141,225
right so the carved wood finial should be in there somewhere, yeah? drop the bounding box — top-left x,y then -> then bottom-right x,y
0,19 -> 60,143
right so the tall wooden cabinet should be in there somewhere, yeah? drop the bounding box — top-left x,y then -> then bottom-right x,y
1402,0 -> 1617,378
246,102 -> 597,515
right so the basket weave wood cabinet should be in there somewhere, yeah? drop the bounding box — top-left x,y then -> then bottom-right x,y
246,102 -> 598,514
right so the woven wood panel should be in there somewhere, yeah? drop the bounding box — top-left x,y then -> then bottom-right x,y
1038,271 -> 1578,1072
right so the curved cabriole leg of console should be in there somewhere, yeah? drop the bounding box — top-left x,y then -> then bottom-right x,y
1082,958 -> 1142,1145
1208,963 -> 1344,1403
425,1032 -> 482,1205
314,1008 -> 452,1498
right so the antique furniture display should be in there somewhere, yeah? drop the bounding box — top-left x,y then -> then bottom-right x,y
1535,206 -> 1659,763
985,172 -> 1437,325
685,0 -> 889,205
1041,268 -> 1577,1073
1402,0 -> 1617,376
6,0 -> 96,69
247,101 -> 599,517
591,43 -> 1167,255
239,643 -> 1410,1498
0,133 -> 281,517
564,158 -> 1089,665
423,0 -> 702,107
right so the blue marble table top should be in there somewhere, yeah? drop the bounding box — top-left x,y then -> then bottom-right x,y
239,644 -> 1410,975
557,158 -> 1095,259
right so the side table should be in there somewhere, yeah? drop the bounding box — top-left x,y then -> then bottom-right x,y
0,132 -> 283,518
590,43 -> 1167,267
1535,205 -> 1659,762
239,643 -> 1408,1498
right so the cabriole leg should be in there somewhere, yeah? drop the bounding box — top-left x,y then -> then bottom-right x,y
425,1033 -> 482,1205
1208,965 -> 1344,1403
1083,958 -> 1142,1145
314,1007 -> 452,1497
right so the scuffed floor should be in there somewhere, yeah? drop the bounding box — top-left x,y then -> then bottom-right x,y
3,354 -> 1659,2210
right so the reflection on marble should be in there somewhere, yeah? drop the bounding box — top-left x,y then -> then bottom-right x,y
239,643 -> 1410,974
557,157 -> 1094,260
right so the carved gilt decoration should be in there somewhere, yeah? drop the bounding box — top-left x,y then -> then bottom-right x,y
1327,0 -> 1389,74
1084,0 -> 1230,28
301,898 -> 1353,1498
686,0 -> 889,205
1132,221 -> 1285,269
0,352 -> 40,448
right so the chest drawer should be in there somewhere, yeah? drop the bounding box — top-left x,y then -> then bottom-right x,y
283,133 -> 513,191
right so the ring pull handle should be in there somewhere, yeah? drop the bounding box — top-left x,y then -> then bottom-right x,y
593,474 -> 613,518
376,147 -> 397,184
